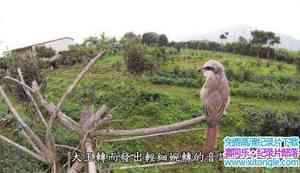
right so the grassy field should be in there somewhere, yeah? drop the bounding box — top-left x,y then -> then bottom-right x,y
1,49 -> 300,172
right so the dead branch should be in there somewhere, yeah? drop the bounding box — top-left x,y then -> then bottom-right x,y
47,51 -> 106,137
30,80 -> 81,134
17,68 -> 48,128
55,51 -> 106,118
21,130 -> 43,155
67,151 -> 71,170
99,161 -> 180,171
92,115 -> 206,137
102,127 -> 206,142
0,134 -> 48,163
2,76 -> 81,133
0,86 -> 54,161
55,144 -> 81,152
68,161 -> 85,173
44,102 -> 82,133
4,76 -> 34,92
94,105 -> 112,126
85,138 -> 97,173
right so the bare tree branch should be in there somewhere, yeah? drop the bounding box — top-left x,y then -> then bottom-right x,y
67,151 -> 71,171
21,130 -> 42,155
4,76 -> 34,92
102,127 -> 206,142
92,115 -> 206,137
55,51 -> 106,118
0,134 -> 48,163
17,68 -> 49,128
47,51 -> 106,137
55,144 -> 81,152
30,81 -> 82,134
2,76 -> 80,133
68,161 -> 84,173
0,86 -> 54,161
100,161 -> 181,171
85,138 -> 97,173
44,102 -> 82,134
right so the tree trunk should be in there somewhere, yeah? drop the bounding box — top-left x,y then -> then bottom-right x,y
85,138 -> 97,173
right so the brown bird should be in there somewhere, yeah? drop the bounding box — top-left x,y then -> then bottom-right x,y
199,60 -> 230,153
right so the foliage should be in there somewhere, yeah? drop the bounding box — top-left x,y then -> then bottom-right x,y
0,141 -> 48,172
239,107 -> 300,136
158,34 -> 168,46
250,30 -> 280,47
150,67 -> 204,88
168,30 -> 300,64
35,46 -> 56,58
120,32 -> 140,51
296,59 -> 300,74
123,41 -> 147,74
123,42 -> 170,74
3,55 -> 45,101
142,32 -> 159,45
231,82 -> 300,101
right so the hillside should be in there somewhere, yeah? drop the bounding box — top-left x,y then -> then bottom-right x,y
1,50 -> 300,172
185,25 -> 300,51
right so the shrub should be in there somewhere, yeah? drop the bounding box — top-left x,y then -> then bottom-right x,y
123,43 -> 169,74
35,46 -> 56,58
123,42 -> 147,74
296,59 -> 300,74
240,107 -> 300,136
231,82 -> 300,101
4,55 -> 45,101
226,64 -> 254,82
276,63 -> 284,71
150,76 -> 201,88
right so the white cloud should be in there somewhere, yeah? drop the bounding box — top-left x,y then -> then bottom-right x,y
0,0 -> 300,55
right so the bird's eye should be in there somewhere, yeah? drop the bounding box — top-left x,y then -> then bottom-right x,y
203,66 -> 215,71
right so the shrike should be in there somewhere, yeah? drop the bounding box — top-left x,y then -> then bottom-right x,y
199,60 -> 230,153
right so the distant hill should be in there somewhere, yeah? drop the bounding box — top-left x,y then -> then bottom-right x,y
184,25 -> 300,51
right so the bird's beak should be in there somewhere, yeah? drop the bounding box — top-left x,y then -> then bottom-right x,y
197,68 -> 202,72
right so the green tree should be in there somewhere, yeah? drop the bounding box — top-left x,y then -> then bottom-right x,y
121,32 -> 140,42
98,32 -> 110,50
250,30 -> 280,58
120,32 -> 140,49
83,36 -> 99,48
142,32 -> 159,45
158,34 -> 168,46
123,42 -> 146,74
35,46 -> 56,58
238,36 -> 248,45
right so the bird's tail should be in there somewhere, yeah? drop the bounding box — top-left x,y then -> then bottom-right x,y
204,125 -> 219,153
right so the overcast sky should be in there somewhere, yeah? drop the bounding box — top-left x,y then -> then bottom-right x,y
0,0 -> 299,55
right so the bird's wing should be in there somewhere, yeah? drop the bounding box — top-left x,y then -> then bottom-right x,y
203,80 -> 229,120
216,80 -> 230,119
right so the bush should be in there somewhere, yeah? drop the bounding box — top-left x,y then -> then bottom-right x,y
239,107 -> 300,136
123,42 -> 147,74
296,59 -> 300,74
150,76 -> 202,88
35,46 -> 56,58
231,82 -> 300,101
73,81 -> 179,120
4,55 -> 45,101
225,65 -> 254,82
123,43 -> 170,74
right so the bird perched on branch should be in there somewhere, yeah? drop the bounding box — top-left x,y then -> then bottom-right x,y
199,60 -> 230,153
